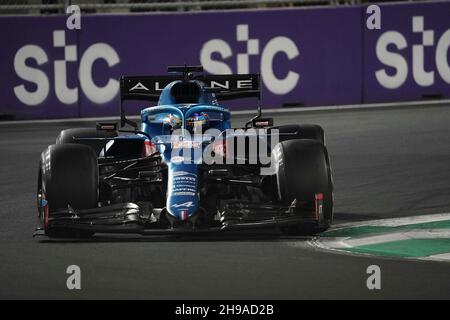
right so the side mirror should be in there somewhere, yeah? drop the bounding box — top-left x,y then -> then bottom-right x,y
252,118 -> 273,128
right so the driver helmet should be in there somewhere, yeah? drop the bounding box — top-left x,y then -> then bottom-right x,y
162,113 -> 182,130
186,112 -> 210,131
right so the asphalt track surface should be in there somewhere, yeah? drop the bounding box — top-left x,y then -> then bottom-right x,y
1,104 -> 450,299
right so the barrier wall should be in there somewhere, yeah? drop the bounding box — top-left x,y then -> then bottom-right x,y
0,1 -> 449,119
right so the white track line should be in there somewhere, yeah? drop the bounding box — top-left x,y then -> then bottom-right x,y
344,229 -> 450,247
0,115 -> 125,125
1,99 -> 449,125
330,212 -> 450,230
422,253 -> 450,262
233,99 -> 450,115
311,213 -> 450,261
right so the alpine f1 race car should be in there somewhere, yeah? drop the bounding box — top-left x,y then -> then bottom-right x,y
35,65 -> 333,238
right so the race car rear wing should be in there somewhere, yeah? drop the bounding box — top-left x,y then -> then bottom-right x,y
119,72 -> 261,128
120,74 -> 261,101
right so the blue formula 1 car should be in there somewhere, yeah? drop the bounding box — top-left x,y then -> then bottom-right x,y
35,65 -> 333,238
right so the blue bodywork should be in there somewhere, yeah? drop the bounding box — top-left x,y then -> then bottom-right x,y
138,80 -> 231,221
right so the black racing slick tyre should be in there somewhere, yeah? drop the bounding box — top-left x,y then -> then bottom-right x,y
56,128 -> 117,156
273,139 -> 333,235
37,144 -> 98,238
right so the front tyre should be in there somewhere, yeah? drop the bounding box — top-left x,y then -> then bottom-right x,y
37,144 -> 98,238
274,139 -> 333,235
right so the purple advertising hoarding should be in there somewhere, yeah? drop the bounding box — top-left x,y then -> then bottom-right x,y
363,1 -> 450,103
0,2 -> 449,120
0,16 -> 79,119
0,7 -> 361,119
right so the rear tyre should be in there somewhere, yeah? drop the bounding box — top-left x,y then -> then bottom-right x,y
38,144 -> 98,238
56,128 -> 117,156
273,139 -> 333,235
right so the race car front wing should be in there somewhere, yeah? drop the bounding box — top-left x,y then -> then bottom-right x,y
34,195 -> 325,237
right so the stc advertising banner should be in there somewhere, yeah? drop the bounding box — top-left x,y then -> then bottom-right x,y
0,7 -> 361,119
364,1 -> 450,103
0,2 -> 449,120
0,16 -> 79,119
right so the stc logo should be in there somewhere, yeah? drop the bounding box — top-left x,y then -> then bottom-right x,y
200,24 -> 300,95
376,16 -> 450,89
14,30 -> 120,106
